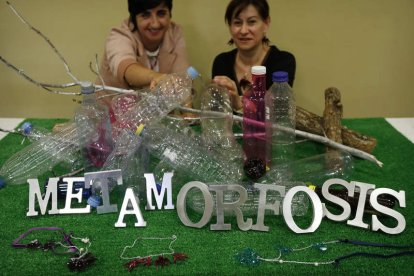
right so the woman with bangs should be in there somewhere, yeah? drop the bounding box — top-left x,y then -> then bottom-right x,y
212,0 -> 296,113
97,0 -> 190,108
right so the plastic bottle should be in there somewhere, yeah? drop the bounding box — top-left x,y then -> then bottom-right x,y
112,67 -> 196,136
265,71 -> 296,181
102,128 -> 148,199
74,81 -> 114,168
242,66 -> 268,180
187,66 -> 207,110
138,122 -> 243,185
201,84 -> 243,164
0,123 -> 81,185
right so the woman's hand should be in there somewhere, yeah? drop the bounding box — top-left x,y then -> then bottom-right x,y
212,76 -> 242,111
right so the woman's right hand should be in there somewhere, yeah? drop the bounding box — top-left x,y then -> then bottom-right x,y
212,75 -> 242,111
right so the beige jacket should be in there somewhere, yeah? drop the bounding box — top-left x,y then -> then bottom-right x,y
98,19 -> 190,90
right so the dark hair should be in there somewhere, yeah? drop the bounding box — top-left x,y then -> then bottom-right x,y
128,0 -> 173,31
225,0 -> 270,45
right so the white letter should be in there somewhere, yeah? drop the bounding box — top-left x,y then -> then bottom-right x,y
322,178 -> 354,222
115,188 -> 147,227
251,183 -> 285,231
176,181 -> 213,228
283,186 -> 322,233
347,181 -> 375,229
59,177 -> 90,214
145,173 -> 174,210
27,178 -> 59,216
210,185 -> 252,231
84,170 -> 123,214
370,188 -> 406,235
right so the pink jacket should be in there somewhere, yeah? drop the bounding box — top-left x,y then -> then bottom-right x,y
97,19 -> 190,90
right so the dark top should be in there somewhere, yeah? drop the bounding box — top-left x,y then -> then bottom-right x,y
212,45 -> 296,95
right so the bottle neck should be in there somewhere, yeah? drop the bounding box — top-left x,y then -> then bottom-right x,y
82,93 -> 96,104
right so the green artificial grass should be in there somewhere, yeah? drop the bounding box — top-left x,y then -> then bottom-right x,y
0,118 -> 413,275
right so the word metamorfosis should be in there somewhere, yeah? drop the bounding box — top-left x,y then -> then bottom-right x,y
26,170 -> 406,234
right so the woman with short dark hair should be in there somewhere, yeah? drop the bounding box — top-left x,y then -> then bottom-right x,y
97,0 -> 189,107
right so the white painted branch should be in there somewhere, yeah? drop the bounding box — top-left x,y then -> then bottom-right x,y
177,106 -> 383,167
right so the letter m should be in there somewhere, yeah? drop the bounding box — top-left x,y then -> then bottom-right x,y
26,178 -> 59,216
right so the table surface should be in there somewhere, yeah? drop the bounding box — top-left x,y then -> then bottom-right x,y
1,117 -> 413,275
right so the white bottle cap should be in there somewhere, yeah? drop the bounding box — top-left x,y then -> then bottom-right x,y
251,66 -> 266,75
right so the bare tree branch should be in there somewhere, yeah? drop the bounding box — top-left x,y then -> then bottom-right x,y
6,1 -> 79,83
0,55 -> 81,95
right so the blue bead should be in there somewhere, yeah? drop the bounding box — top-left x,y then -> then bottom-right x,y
156,182 -> 162,193
276,245 -> 292,254
0,177 -> 5,189
87,195 -> 102,207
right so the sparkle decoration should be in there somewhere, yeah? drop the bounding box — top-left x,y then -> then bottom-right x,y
236,239 -> 414,267
235,248 -> 261,266
120,235 -> 188,271
11,227 -> 96,271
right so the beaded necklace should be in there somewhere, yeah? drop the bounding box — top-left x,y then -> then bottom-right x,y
236,239 -> 414,267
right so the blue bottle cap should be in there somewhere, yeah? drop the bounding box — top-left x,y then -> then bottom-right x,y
272,71 -> 289,83
21,122 -> 33,135
0,177 -> 5,189
87,195 -> 102,208
187,66 -> 200,80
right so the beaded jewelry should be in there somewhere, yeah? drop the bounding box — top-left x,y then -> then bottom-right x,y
120,235 -> 188,271
235,239 -> 414,267
12,227 -> 96,271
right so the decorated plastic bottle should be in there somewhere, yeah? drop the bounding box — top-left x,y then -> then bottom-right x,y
112,67 -> 196,135
242,66 -> 268,180
74,81 -> 114,168
0,123 -> 81,185
265,71 -> 296,181
139,122 -> 243,185
201,84 -> 243,164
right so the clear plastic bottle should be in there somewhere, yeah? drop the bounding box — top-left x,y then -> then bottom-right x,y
200,84 -> 243,164
0,123 -> 81,185
112,67 -> 196,136
243,66 -> 268,180
75,82 -> 114,168
139,122 -> 243,185
187,66 -> 207,110
102,128 -> 148,199
265,71 -> 296,181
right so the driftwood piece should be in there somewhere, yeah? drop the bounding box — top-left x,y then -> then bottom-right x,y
296,99 -> 377,154
323,87 -> 343,146
323,87 -> 345,169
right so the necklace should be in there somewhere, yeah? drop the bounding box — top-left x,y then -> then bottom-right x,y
146,47 -> 160,71
236,239 -> 414,267
235,46 -> 269,77
120,235 -> 188,271
12,227 -> 96,271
